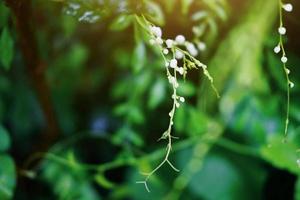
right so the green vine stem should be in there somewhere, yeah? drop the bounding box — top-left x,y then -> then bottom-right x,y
275,0 -> 294,141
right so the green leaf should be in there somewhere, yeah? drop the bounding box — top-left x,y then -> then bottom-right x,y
131,42 -> 146,73
148,78 -> 166,109
0,125 -> 10,152
145,1 -> 165,26
0,2 -> 10,28
187,154 -> 247,200
0,155 -> 16,200
261,136 -> 300,174
0,27 -> 14,70
181,0 -> 193,15
110,15 -> 133,31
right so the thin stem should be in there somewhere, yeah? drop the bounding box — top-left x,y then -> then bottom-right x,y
278,0 -> 291,141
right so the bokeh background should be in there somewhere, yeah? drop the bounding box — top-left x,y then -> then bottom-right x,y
0,0 -> 300,199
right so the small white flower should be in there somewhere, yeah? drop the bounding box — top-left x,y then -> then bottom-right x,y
150,26 -> 162,38
283,3 -> 293,12
163,48 -> 169,55
168,75 -> 176,84
278,26 -> 286,35
179,97 -> 185,103
177,67 -> 184,75
175,35 -> 186,45
165,62 -> 169,67
186,43 -> 198,56
175,50 -> 184,59
197,42 -> 206,51
274,45 -> 281,54
175,102 -> 180,108
149,39 -> 155,45
155,37 -> 163,45
166,39 -> 174,48
281,56 -> 288,63
170,59 -> 178,68
289,81 -> 295,88
285,68 -> 290,74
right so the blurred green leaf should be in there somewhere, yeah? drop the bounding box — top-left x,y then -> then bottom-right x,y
0,27 -> 14,70
131,42 -> 146,73
181,0 -> 193,15
0,125 -> 10,152
261,136 -> 300,174
148,78 -> 166,109
0,155 -> 16,200
145,1 -> 164,26
188,154 -> 247,200
110,15 -> 133,31
0,2 -> 10,28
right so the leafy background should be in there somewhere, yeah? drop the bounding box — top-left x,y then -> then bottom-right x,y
0,0 -> 300,199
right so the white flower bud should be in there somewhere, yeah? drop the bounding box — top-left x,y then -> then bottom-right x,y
283,3 -> 293,12
150,26 -> 162,38
289,81 -> 294,88
166,39 -> 174,48
197,42 -> 206,51
278,26 -> 286,35
285,68 -> 290,74
274,45 -> 281,54
175,50 -> 184,59
149,39 -> 155,45
186,43 -> 198,56
170,59 -> 178,68
175,35 -> 185,45
165,62 -> 169,67
179,97 -> 185,103
156,37 -> 163,45
281,56 -> 288,63
163,48 -> 169,55
177,67 -> 184,75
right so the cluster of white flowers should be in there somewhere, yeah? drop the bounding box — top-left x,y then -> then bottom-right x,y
137,20 -> 218,192
274,2 -> 294,88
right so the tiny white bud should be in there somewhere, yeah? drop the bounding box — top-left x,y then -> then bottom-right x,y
175,102 -> 180,108
281,56 -> 288,63
186,43 -> 198,56
170,59 -> 178,68
175,50 -> 184,59
285,68 -> 290,74
278,26 -> 286,35
175,35 -> 185,45
150,26 -> 162,38
165,62 -> 169,67
289,81 -> 295,88
274,45 -> 281,54
179,97 -> 185,103
197,42 -> 206,51
177,67 -> 184,75
156,37 -> 163,45
149,39 -> 155,45
283,3 -> 293,12
166,39 -> 174,48
163,48 -> 169,55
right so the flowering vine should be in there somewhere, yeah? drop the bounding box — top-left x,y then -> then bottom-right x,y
274,1 -> 294,140
135,15 -> 219,192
